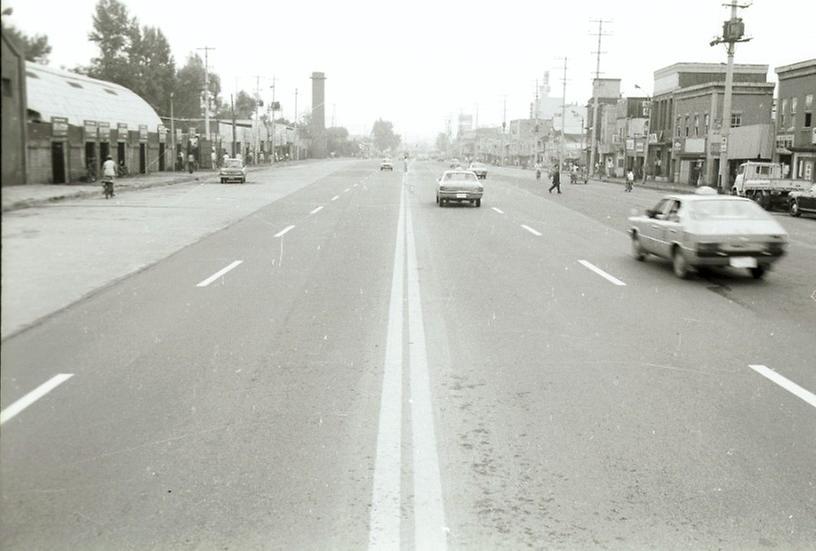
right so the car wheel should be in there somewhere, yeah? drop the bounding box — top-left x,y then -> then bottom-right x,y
241,178 -> 246,184
750,266 -> 766,279
475,198 -> 481,207
631,233 -> 646,261
790,200 -> 801,217
672,247 -> 689,279
220,178 -> 225,184
759,193 -> 771,210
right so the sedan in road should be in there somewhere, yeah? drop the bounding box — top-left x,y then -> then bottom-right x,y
380,158 -> 394,171
220,158 -> 246,183
436,170 -> 484,207
629,187 -> 788,279
789,183 -> 816,217
469,162 -> 488,179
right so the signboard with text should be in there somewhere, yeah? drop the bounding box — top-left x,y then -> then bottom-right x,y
83,120 -> 98,140
51,116 -> 69,138
139,124 -> 148,142
158,125 -> 167,143
117,123 -> 129,142
99,122 -> 111,142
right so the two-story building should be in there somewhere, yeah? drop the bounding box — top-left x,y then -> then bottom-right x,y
775,59 -> 816,182
586,78 -> 622,175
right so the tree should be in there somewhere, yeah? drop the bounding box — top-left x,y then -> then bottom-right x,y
87,0 -> 139,88
327,126 -> 351,156
372,119 -> 401,152
174,53 -> 221,120
2,23 -> 52,63
128,25 -> 175,114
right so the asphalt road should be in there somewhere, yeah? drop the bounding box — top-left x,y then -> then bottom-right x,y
2,160 -> 814,550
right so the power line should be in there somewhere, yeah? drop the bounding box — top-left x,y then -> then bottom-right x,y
196,46 -> 215,141
588,19 -> 612,176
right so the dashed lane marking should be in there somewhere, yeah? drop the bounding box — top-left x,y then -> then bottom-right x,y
749,364 -> 816,409
491,207 -> 505,214
196,260 -> 244,287
344,188 -> 350,193
578,259 -> 626,286
521,224 -> 542,237
1,374 -> 74,425
309,206 -> 324,215
274,225 -> 296,238
331,195 -> 340,201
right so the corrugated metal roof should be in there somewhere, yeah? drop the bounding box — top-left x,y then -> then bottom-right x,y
25,62 -> 161,130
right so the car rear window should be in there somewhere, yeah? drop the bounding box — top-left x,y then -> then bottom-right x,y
688,199 -> 769,220
445,173 -> 477,181
225,160 -> 243,168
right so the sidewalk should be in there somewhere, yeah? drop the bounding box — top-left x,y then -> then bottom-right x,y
1,162 -> 302,213
589,174 -> 696,194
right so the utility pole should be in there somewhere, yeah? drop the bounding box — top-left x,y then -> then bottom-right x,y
559,57 -> 568,174
501,95 -> 507,165
635,84 -> 652,185
588,19 -> 611,177
535,79 -> 540,165
197,46 -> 215,141
270,76 -> 276,162
711,1 -> 751,192
294,88 -> 299,161
170,91 -> 175,172
230,94 -> 236,157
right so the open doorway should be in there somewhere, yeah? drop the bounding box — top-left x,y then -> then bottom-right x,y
158,143 -> 165,170
117,142 -> 126,174
85,142 -> 97,181
139,143 -> 146,174
51,141 -> 66,183
100,141 -> 110,163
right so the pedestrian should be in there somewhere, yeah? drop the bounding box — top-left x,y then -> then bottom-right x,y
187,152 -> 195,174
548,166 -> 561,194
625,168 -> 634,192
101,155 -> 116,198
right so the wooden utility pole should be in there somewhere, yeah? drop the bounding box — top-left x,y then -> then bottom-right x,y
588,19 -> 611,176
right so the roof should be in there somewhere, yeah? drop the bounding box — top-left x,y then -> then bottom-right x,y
25,62 -> 161,130
775,58 -> 816,78
654,62 -> 768,79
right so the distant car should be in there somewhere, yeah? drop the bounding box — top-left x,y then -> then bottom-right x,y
436,170 -> 484,207
380,158 -> 393,171
449,158 -> 462,169
628,187 -> 788,279
469,162 -> 488,179
788,183 -> 816,217
220,158 -> 246,184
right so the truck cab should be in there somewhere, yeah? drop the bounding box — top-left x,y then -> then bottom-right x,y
732,161 -> 810,210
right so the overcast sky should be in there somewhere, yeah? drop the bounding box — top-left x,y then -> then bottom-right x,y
4,0 -> 814,143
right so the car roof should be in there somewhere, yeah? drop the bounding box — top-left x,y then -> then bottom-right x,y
662,193 -> 753,203
443,170 -> 477,175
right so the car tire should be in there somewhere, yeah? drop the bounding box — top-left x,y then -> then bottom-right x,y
631,233 -> 646,261
220,178 -> 225,184
672,247 -> 689,279
790,200 -> 801,217
475,199 -> 481,207
750,266 -> 766,279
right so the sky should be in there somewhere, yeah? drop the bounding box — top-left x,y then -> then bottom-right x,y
4,0 -> 815,144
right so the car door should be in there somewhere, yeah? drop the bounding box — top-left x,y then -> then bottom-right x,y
648,199 -> 679,258
640,199 -> 670,255
802,185 -> 816,211
662,200 -> 684,254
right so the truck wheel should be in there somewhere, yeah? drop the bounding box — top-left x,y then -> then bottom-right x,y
790,200 -> 801,217
759,193 -> 771,210
475,199 -> 481,207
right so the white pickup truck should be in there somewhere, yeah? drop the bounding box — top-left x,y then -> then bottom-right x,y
732,161 -> 811,210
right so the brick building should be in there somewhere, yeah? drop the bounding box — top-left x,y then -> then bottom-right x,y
775,59 -> 816,182
1,30 -> 27,186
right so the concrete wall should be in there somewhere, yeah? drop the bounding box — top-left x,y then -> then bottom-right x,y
2,34 -> 27,186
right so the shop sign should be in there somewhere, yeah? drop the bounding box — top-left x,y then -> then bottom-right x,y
812,128 -> 816,145
175,128 -> 183,142
719,136 -> 728,154
99,122 -> 111,142
625,138 -> 635,151
117,123 -> 129,142
139,124 -> 148,142
51,116 -> 69,138
685,138 -> 706,154
158,125 -> 167,143
776,134 -> 794,154
673,139 -> 683,152
83,120 -> 98,140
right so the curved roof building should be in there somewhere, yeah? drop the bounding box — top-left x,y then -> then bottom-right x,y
25,62 -> 161,129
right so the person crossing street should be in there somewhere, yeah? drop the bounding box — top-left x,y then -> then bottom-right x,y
548,166 -> 562,194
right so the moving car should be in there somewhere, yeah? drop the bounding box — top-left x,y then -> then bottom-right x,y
449,158 -> 462,169
380,158 -> 394,171
628,187 -> 788,279
220,158 -> 246,183
788,183 -> 816,217
436,170 -> 484,207
469,162 -> 488,179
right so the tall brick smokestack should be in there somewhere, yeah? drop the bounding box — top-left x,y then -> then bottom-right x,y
311,72 -> 327,158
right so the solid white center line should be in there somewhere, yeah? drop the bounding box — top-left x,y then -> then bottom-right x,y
331,195 -> 339,201
274,225 -> 295,238
1,374 -> 74,425
196,260 -> 243,287
578,259 -> 627,286
406,194 -> 448,550
369,185 -> 406,549
491,207 -> 505,214
309,206 -> 324,215
521,224 -> 542,236
749,364 -> 816,409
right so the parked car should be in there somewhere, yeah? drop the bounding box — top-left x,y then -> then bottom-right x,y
788,183 -> 816,217
628,187 -> 788,279
380,158 -> 394,171
436,170 -> 484,207
449,158 -> 462,169
469,162 -> 488,179
220,158 -> 246,183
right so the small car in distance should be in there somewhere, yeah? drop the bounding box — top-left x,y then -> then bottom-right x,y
220,158 -> 246,183
789,183 -> 816,217
380,158 -> 394,171
469,162 -> 488,179
628,187 -> 788,279
436,170 -> 484,207
449,158 -> 462,169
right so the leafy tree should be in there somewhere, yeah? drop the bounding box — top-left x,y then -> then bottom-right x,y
327,127 -> 351,156
1,24 -> 52,63
87,0 -> 139,88
174,53 -> 222,119
128,25 -> 175,114
372,119 -> 401,152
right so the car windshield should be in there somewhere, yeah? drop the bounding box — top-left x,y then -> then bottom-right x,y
688,199 -> 769,221
445,172 -> 477,181
225,159 -> 242,168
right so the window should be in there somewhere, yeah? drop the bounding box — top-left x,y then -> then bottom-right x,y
685,115 -> 690,136
2,77 -> 12,98
806,112 -> 813,128
807,94 -> 814,109
694,115 -> 699,136
704,113 -> 710,133
781,114 -> 786,127
730,113 -> 742,128
676,117 -> 681,137
782,98 -> 788,114
791,97 -> 798,114
104,88 -> 118,95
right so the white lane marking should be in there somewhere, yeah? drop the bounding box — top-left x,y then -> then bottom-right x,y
331,195 -> 339,201
368,185 -> 406,549
491,207 -> 505,214
578,259 -> 627,286
274,225 -> 295,238
406,194 -> 448,549
521,224 -> 542,237
344,188 -> 350,193
749,365 -> 816,409
353,183 -> 359,188
196,260 -> 243,287
309,206 -> 324,215
1,374 -> 74,425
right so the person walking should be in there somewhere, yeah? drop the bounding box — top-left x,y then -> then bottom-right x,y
625,168 -> 634,192
548,166 -> 561,194
187,152 -> 195,174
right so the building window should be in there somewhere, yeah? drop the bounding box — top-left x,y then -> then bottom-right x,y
694,115 -> 699,136
782,98 -> 788,115
730,113 -> 742,128
781,114 -> 786,127
791,97 -> 798,114
806,112 -> 813,128
806,94 -> 814,109
704,113 -> 710,133
676,116 -> 681,137
2,77 -> 12,98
